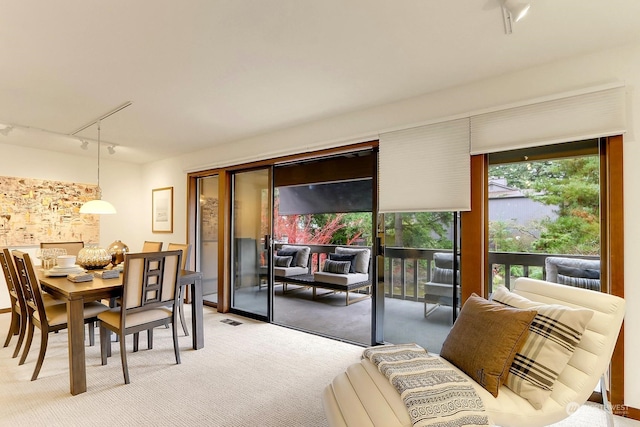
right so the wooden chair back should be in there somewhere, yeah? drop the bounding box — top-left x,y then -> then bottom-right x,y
167,243 -> 191,270
12,251 -> 48,324
121,251 -> 182,313
1,247 -> 22,306
142,241 -> 163,252
40,241 -> 84,256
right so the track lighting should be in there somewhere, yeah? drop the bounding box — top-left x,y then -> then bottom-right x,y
500,0 -> 531,34
107,145 -> 116,155
0,125 -> 13,136
80,140 -> 89,150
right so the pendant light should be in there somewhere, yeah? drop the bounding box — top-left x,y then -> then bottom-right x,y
80,120 -> 117,214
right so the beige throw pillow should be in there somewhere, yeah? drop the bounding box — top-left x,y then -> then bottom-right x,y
491,286 -> 594,409
440,294 -> 538,397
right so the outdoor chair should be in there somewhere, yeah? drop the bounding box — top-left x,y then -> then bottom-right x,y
545,256 -> 601,291
12,250 -> 108,381
423,252 -> 460,317
98,250 -> 182,384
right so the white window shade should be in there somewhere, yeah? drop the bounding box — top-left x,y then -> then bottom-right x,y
379,118 -> 470,213
470,85 -> 626,154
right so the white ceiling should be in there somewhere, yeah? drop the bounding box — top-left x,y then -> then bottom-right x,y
2,0 -> 640,164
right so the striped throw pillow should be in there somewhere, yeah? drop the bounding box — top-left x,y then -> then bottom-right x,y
491,286 -> 594,409
322,260 -> 351,274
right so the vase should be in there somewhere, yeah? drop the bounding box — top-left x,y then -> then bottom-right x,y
77,246 -> 112,270
107,239 -> 130,265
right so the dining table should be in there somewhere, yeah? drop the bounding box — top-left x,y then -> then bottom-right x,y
37,268 -> 204,395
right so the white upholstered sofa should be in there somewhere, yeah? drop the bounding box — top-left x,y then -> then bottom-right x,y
322,278 -> 625,427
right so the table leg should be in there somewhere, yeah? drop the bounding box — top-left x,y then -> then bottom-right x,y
191,276 -> 204,350
67,298 -> 86,395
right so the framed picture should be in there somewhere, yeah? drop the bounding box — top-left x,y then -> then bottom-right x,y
152,187 -> 173,233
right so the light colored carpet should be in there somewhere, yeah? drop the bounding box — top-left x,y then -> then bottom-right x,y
0,308 -> 637,427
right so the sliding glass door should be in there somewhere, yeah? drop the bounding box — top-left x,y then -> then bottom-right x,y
230,167 -> 272,319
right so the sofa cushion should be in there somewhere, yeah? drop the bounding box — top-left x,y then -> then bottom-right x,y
322,259 -> 351,274
313,272 -> 370,286
274,266 -> 308,277
491,286 -> 594,409
335,247 -> 370,274
274,255 -> 293,268
440,294 -> 537,397
328,253 -> 356,273
280,245 -> 310,268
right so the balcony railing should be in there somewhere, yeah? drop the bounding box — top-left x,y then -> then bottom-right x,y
383,247 -> 599,301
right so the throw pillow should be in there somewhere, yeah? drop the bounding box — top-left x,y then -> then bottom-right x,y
440,294 -> 537,397
279,245 -> 311,268
322,260 -> 351,274
335,247 -> 370,274
557,265 -> 600,279
274,255 -> 293,268
491,286 -> 594,409
328,253 -> 356,273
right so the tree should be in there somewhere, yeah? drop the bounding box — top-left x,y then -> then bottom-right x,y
385,212 -> 453,249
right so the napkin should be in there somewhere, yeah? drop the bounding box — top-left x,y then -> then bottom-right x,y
94,270 -> 120,279
67,273 -> 94,283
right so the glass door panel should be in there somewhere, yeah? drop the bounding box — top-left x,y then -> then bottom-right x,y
231,168 -> 271,318
196,175 -> 219,305
382,211 -> 459,354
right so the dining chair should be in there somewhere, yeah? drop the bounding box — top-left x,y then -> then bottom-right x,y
12,250 -> 109,381
40,241 -> 85,257
1,247 -> 28,358
142,241 -> 163,252
167,242 -> 191,337
98,250 -> 183,384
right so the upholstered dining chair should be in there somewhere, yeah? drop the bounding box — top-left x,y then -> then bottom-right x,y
142,241 -> 163,252
40,241 -> 85,256
12,250 -> 109,381
167,242 -> 191,336
98,250 -> 183,384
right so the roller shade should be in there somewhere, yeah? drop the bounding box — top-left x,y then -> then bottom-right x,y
470,85 -> 626,154
379,118 -> 470,213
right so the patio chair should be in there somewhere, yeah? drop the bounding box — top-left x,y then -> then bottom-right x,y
545,256 -> 601,291
12,250 -> 108,381
423,252 -> 460,317
98,250 -> 183,384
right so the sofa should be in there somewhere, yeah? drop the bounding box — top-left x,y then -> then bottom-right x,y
544,256 -> 601,291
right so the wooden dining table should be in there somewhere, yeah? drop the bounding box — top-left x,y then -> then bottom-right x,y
37,268 -> 204,395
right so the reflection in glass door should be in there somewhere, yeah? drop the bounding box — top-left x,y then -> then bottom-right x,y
231,168 -> 272,318
196,175 -> 219,305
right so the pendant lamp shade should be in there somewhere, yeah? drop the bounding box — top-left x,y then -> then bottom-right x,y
80,120 -> 116,214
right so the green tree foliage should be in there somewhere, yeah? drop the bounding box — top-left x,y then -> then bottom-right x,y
384,212 -> 453,249
490,156 -> 600,255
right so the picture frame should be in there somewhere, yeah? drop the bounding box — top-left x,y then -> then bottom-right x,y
152,187 -> 173,233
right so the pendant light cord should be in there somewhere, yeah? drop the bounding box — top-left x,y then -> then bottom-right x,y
96,120 -> 102,199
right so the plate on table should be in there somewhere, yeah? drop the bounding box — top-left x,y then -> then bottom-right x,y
44,266 -> 86,277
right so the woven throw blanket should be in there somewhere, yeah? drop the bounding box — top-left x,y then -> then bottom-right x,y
362,343 -> 490,427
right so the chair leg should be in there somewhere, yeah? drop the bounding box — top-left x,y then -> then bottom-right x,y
3,308 -> 19,347
119,333 -> 130,384
133,332 -> 139,352
31,330 -> 49,381
172,321 -> 181,365
88,322 -> 95,346
12,312 -> 27,359
147,328 -> 153,349
100,324 -> 110,365
178,288 -> 189,336
19,318 -> 35,365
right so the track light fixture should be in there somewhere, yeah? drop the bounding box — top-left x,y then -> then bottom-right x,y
107,145 -> 116,155
501,0 -> 531,34
0,125 -> 14,136
80,140 -> 89,150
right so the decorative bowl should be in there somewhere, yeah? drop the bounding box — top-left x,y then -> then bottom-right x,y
77,246 -> 111,270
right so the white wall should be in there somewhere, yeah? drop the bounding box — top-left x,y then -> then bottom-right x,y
0,142 -> 143,307
161,41 -> 640,408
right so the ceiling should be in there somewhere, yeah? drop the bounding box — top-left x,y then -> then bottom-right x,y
2,0 -> 640,164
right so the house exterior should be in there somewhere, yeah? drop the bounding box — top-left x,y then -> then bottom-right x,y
1,40 -> 639,415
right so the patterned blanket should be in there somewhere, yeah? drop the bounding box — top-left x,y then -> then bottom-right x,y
362,343 -> 491,427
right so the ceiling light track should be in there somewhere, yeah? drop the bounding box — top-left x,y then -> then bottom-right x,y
70,101 -> 133,136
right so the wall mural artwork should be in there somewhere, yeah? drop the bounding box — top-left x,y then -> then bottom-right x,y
0,175 -> 100,246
